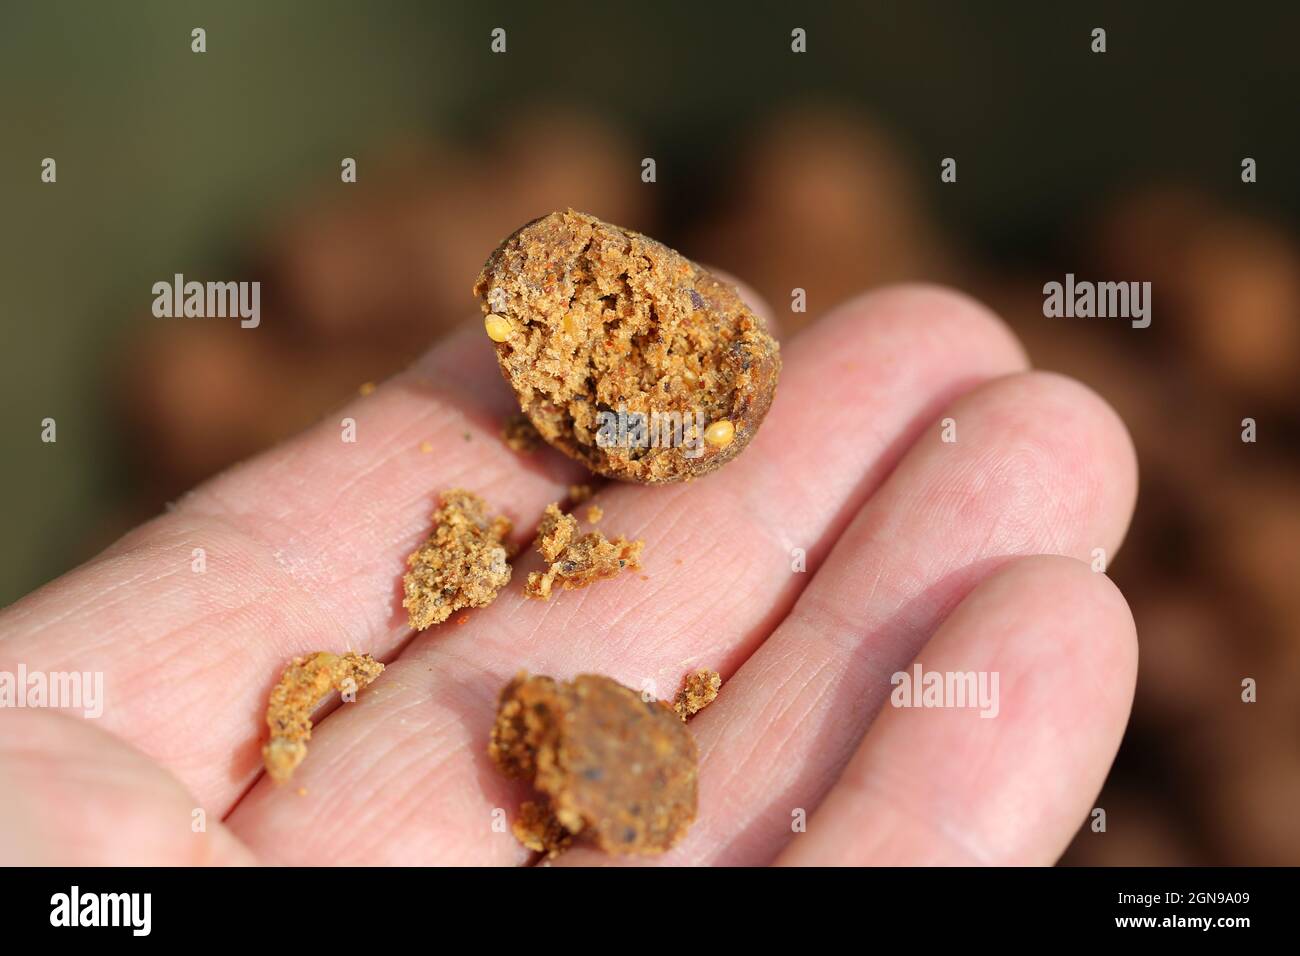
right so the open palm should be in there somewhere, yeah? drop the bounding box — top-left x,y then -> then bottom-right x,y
0,283 -> 1137,866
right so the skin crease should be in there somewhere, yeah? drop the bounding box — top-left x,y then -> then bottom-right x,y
0,281 -> 1137,866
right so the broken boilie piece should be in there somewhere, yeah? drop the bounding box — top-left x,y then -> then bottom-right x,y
523,502 -> 643,600
489,672 -> 699,858
262,651 -> 384,784
673,668 -> 722,721
475,210 -> 781,483
402,489 -> 513,630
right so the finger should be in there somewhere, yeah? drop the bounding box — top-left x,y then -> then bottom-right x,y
0,319 -> 588,812
226,285 -> 1029,864
0,709 -> 255,865
560,370 -> 1138,865
777,555 -> 1137,866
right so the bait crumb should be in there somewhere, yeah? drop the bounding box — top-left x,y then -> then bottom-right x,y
674,668 -> 722,721
567,483 -> 594,505
474,209 -> 781,483
585,504 -> 604,524
358,381 -> 376,396
534,503 -> 576,563
502,413 -> 542,453
296,787 -> 308,797
419,440 -> 434,454
523,503 -> 643,600
512,800 -> 575,858
488,672 -> 699,857
402,489 -> 513,630
262,651 -> 384,784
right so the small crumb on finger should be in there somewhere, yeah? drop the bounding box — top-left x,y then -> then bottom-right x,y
402,489 -> 513,629
523,503 -> 642,600
673,668 -> 722,721
262,651 -> 384,784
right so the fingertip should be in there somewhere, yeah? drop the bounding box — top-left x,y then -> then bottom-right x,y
820,283 -> 1030,371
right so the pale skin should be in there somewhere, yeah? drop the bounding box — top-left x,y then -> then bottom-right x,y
0,282 -> 1138,866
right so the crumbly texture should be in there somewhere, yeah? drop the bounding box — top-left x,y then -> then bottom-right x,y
488,672 -> 699,856
567,483 -> 594,505
535,503 -> 576,562
474,210 -> 781,483
502,412 -> 542,453
511,800 -> 575,858
585,504 -> 603,525
402,489 -> 513,630
674,668 -> 722,721
262,651 -> 384,784
523,503 -> 643,600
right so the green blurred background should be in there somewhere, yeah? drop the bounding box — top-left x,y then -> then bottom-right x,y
3,1 -> 1299,864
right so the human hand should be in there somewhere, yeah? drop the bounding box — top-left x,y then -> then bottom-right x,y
0,282 -> 1137,865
